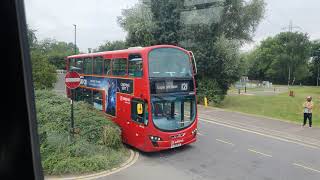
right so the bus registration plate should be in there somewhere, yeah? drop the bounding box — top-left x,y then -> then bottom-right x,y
171,139 -> 183,148
171,143 -> 182,148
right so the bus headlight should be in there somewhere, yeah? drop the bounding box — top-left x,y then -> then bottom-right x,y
149,136 -> 162,147
149,136 -> 162,142
192,128 -> 197,136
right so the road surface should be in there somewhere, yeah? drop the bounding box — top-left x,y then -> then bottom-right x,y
98,111 -> 320,180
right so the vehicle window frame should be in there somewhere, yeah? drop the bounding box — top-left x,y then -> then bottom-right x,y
104,59 -> 112,75
68,58 -> 75,71
83,57 -> 93,74
131,98 -> 148,125
74,58 -> 83,73
112,58 -> 128,76
93,56 -> 104,75
92,90 -> 103,111
128,54 -> 143,78
151,95 -> 196,132
148,47 -> 192,78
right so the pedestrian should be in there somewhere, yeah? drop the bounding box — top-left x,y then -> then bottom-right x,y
302,96 -> 313,128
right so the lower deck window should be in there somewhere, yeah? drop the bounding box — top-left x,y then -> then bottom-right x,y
74,88 -> 103,111
93,91 -> 103,110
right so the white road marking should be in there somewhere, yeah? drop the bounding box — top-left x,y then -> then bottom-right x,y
248,149 -> 272,158
293,163 -> 320,173
216,139 -> 234,146
200,118 -> 320,150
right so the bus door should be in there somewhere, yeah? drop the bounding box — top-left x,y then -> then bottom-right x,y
129,98 -> 148,149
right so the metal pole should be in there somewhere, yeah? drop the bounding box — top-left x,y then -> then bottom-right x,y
71,89 -> 74,137
317,65 -> 319,87
70,24 -> 76,139
73,24 -> 77,54
288,66 -> 291,88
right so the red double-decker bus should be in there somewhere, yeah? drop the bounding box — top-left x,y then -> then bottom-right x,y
66,45 -> 198,152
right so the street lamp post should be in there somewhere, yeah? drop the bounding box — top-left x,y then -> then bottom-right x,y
73,24 -> 77,54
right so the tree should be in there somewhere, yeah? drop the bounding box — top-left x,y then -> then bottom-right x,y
150,0 -> 184,45
95,40 -> 128,52
308,40 -> 320,85
37,38 -> 77,69
247,32 -> 311,85
118,1 -> 156,46
27,25 -> 38,50
118,0 -> 266,102
27,27 -> 58,89
31,50 -> 57,89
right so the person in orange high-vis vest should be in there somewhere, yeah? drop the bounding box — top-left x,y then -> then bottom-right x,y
303,96 -> 313,128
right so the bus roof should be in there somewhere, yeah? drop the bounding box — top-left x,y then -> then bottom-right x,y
67,45 -> 187,59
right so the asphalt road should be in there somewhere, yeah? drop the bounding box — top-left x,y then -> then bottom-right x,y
98,117 -> 320,180
54,74 -> 320,180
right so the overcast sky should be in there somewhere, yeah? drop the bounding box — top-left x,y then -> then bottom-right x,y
25,0 -> 320,52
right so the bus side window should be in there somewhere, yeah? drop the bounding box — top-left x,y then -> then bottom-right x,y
75,88 -> 83,101
69,58 -> 75,71
144,103 -> 149,125
128,54 -> 143,77
112,58 -> 127,76
93,57 -> 103,75
131,99 -> 145,124
104,59 -> 111,75
93,90 -> 103,110
74,58 -> 83,73
83,88 -> 93,105
83,57 -> 93,74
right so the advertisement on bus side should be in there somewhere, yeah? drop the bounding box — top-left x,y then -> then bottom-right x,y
80,76 -> 133,116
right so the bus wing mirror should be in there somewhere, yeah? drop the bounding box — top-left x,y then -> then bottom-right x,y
189,51 -> 197,75
137,103 -> 143,115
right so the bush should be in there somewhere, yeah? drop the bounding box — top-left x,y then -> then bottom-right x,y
35,90 -> 129,175
31,51 -> 57,89
197,78 -> 225,105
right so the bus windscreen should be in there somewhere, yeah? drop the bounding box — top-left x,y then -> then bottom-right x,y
148,48 -> 192,78
151,95 -> 196,131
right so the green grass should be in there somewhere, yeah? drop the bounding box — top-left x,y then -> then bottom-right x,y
216,86 -> 320,127
35,90 -> 130,175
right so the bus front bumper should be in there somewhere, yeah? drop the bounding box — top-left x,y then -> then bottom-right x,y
144,133 -> 197,152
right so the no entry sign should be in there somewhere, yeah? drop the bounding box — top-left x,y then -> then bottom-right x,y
65,71 -> 81,89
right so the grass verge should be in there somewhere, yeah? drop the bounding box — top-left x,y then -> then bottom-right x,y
216,86 -> 320,127
35,90 -> 130,175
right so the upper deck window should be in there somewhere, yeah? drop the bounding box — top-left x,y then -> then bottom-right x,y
69,58 -> 75,71
74,58 -> 83,73
83,57 -> 93,74
93,57 -> 103,75
129,54 -> 143,77
104,59 -> 112,75
112,58 -> 127,76
148,48 -> 192,78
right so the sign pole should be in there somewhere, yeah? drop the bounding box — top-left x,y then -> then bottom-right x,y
71,89 -> 74,138
65,71 -> 81,140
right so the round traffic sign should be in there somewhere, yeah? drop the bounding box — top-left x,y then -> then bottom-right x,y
65,71 -> 81,89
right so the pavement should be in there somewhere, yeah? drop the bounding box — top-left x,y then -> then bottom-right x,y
53,72 -> 67,97
228,86 -> 288,96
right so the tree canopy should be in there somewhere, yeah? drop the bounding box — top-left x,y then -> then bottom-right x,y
37,38 -> 76,69
27,27 -> 77,89
118,0 -> 266,102
247,32 -> 311,85
95,40 -> 128,52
